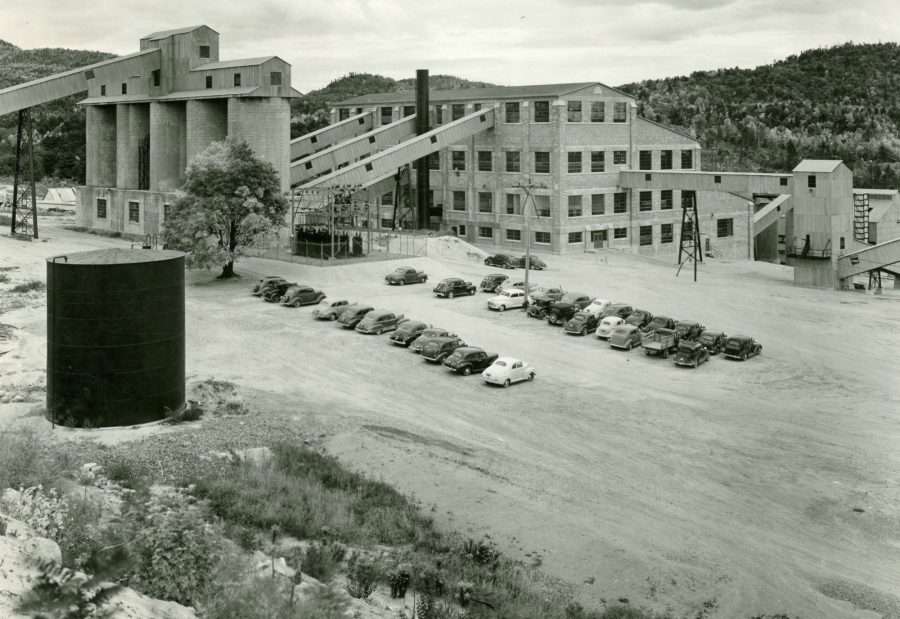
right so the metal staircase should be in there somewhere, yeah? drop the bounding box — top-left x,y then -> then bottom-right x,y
853,193 -> 870,243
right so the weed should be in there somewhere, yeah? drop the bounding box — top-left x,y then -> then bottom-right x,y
0,273 -> 9,284
299,540 -> 346,583
163,400 -> 204,424
16,559 -> 122,619
345,551 -> 379,599
10,279 -> 46,293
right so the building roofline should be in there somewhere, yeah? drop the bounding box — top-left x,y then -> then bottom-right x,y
336,81 -> 634,106
192,56 -> 287,71
141,25 -> 218,41
634,116 -> 700,144
79,85 -> 301,105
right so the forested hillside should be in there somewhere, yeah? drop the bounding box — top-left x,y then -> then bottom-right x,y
0,40 -> 114,183
618,42 -> 900,188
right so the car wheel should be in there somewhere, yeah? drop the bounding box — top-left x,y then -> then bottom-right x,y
499,305 -> 506,312
448,291 -> 455,299
742,352 -> 748,361
626,342 -> 632,351
462,367 -> 471,376
528,372 -> 535,381
504,379 -> 511,388
581,327 -> 587,336
662,350 -> 668,359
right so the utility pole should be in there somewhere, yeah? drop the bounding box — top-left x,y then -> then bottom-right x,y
513,177 -> 547,309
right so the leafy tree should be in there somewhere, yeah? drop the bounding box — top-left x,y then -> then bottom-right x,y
161,138 -> 288,279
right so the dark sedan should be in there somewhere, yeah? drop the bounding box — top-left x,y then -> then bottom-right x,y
337,305 -> 374,329
263,281 -> 296,303
673,341 -> 710,368
443,347 -> 499,375
280,285 -> 326,307
389,321 -> 429,346
697,331 -> 728,355
599,304 -> 634,320
547,293 -> 592,326
252,276 -> 285,297
483,254 -> 517,269
624,309 -> 654,329
421,336 -> 466,363
723,336 -> 762,361
410,328 -> 458,353
564,311 -> 601,335
434,277 -> 476,298
514,255 -> 547,270
480,273 -> 509,293
641,315 -> 676,334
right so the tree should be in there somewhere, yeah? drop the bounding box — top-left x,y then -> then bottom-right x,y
161,138 -> 288,279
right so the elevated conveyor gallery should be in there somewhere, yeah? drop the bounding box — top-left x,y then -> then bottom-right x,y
290,115 -> 417,185
297,107 -> 495,190
290,111 -> 375,162
836,237 -> 900,282
620,169 -> 792,200
752,194 -> 792,232
0,50 -> 161,116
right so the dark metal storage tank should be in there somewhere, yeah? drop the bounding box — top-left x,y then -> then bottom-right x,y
46,248 -> 185,427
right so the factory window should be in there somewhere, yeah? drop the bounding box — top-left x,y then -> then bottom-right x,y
205,75 -> 213,89
452,191 -> 466,211
381,192 -> 393,206
661,223 -> 673,244
591,194 -> 605,215
840,236 -> 845,249
613,192 -> 627,214
473,103 -> 482,111
506,193 -> 522,214
614,227 -> 628,239
380,106 -> 392,125
714,175 -> 722,184
661,150 -> 672,170
534,195 -> 551,217
435,106 -> 443,124
613,150 -> 627,165
152,70 -> 161,87
121,82 -> 127,95
478,192 -> 493,213
568,231 -> 583,244
534,151 -> 550,174
457,224 -> 466,236
807,175 -> 816,189
567,151 -> 582,174
567,101 -> 582,122
613,102 -> 628,122
506,228 -> 521,241
84,69 -> 95,80
717,218 -> 734,238
780,177 -> 789,186
505,102 -> 520,123
591,151 -> 605,173
199,45 -> 210,58
590,101 -> 605,122
451,151 -> 466,171
270,71 -> 282,86
639,191 -> 653,211
403,105 -> 415,117
681,190 -> 696,208
681,149 -> 693,169
534,231 -> 551,244
355,107 -> 363,115
505,151 -> 521,173
639,150 -> 652,170
534,101 -> 550,123
128,201 -> 140,223
451,104 -> 465,121
428,152 -> 440,170
639,225 -> 653,246
233,73 -> 241,87
567,195 -> 583,217
338,108 -> 349,121
100,85 -> 106,96
478,226 -> 493,239
661,189 -> 673,210
377,218 -> 391,228
477,151 -> 493,172
96,198 -> 107,219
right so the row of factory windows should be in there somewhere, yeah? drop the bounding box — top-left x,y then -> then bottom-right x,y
423,148 -> 694,174
93,68 -> 282,96
95,199 -> 171,223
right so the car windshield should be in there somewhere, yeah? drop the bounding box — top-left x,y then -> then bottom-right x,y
421,329 -> 443,337
494,360 -> 508,367
612,327 -> 630,334
560,293 -> 582,303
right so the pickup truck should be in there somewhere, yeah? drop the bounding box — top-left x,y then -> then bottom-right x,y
526,287 -> 565,318
385,266 -> 428,285
641,328 -> 679,358
546,293 -> 592,326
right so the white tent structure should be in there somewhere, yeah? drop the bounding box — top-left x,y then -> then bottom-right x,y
39,187 -> 78,211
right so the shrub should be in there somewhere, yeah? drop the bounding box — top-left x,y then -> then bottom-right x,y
10,279 -> 46,293
1,485 -> 69,540
100,455 -> 147,491
0,428 -> 59,490
300,540 -> 345,583
163,399 -> 204,424
345,551 -> 378,599
16,559 -> 122,619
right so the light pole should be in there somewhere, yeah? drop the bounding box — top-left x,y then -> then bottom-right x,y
514,178 -> 547,310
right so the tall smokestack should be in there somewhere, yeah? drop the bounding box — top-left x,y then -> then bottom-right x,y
414,69 -> 430,229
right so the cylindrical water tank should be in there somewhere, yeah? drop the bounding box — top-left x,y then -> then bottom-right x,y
46,248 -> 185,427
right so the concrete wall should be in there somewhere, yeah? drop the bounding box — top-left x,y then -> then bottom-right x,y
227,97 -> 291,194
150,101 -> 187,192
115,103 -> 149,189
79,187 -> 174,237
186,99 -> 227,166
85,105 -> 116,187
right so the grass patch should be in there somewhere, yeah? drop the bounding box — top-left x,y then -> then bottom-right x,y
10,279 -> 45,293
0,273 -> 9,284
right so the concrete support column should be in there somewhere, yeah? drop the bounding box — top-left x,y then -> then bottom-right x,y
115,103 -> 149,189
227,97 -> 291,194
86,106 -> 116,187
150,101 -> 187,192
186,99 -> 228,168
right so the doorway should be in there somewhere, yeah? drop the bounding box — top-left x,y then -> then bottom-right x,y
591,229 -> 608,249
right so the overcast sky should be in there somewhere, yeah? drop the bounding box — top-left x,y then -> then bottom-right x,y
3,0 -> 899,93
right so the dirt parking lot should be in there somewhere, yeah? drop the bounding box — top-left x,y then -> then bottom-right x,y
2,224 -> 899,618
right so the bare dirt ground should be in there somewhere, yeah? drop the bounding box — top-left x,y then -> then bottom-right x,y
1,223 -> 899,619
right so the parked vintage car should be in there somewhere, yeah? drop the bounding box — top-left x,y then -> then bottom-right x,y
312,299 -> 350,320
674,321 -> 705,341
481,357 -> 536,387
263,281 -> 296,303
480,273 -> 509,293
673,341 -> 711,368
641,328 -> 679,358
355,310 -> 406,334
723,336 -> 762,360
252,276 -> 285,296
641,315 -> 676,334
564,311 -> 601,335
385,266 -> 428,285
389,320 -> 429,346
443,347 -> 499,375
410,328 -> 458,353
498,280 -> 538,294
513,255 -> 546,270
547,293 -> 592,326
487,288 -> 527,311
525,287 -> 565,318
697,331 -> 728,355
433,277 -> 476,298
421,336 -> 467,363
624,309 -> 653,329
483,254 -> 517,269
280,285 -> 326,307
595,315 -> 625,339
337,305 -> 374,329
599,304 -> 634,320
584,298 -> 611,316
608,324 -> 643,350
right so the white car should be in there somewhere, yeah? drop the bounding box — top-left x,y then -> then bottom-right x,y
498,280 -> 538,294
595,315 -> 625,339
487,288 -> 527,311
584,299 -> 611,317
481,357 -> 536,387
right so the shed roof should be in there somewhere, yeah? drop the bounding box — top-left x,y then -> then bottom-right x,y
868,201 -> 897,223
79,85 -> 301,105
193,56 -> 279,71
338,82 -> 632,106
142,25 -> 216,41
793,160 -> 843,173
